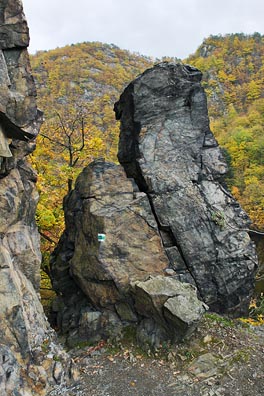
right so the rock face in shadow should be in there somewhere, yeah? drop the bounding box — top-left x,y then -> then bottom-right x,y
0,2 -> 75,395
115,62 -> 257,316
51,63 -> 257,349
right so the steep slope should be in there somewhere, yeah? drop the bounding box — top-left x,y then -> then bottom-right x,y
187,33 -> 264,229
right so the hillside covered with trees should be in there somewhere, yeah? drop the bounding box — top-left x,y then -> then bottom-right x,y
29,42 -> 153,260
187,33 -> 264,229
30,34 -> 264,267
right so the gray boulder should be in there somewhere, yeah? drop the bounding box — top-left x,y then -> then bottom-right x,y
70,161 -> 169,303
51,160 -> 171,344
51,159 -> 207,347
134,275 -> 207,347
51,159 -> 206,346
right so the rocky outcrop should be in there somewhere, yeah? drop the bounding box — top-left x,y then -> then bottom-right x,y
115,62 -> 258,316
67,162 -> 169,302
0,1 -> 76,395
51,159 -> 207,347
51,63 -> 258,348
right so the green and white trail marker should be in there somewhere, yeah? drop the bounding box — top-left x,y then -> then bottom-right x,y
98,233 -> 106,242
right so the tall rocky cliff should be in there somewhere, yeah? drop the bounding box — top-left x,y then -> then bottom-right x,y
51,63 -> 258,347
0,2 -> 75,395
115,63 -> 258,315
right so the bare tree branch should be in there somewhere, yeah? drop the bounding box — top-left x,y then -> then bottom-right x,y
42,108 -> 88,192
39,230 -> 57,245
40,133 -> 69,149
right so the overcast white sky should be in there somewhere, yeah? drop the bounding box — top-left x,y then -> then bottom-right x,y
22,0 -> 264,59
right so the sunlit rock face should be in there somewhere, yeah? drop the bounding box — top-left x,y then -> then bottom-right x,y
0,2 -> 75,395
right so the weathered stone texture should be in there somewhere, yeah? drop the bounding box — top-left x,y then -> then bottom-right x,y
0,0 -> 29,49
51,159 -> 207,346
134,276 -> 207,346
0,1 -> 75,395
70,161 -> 168,301
0,1 -> 39,145
51,160 -> 172,344
115,62 -> 257,316
51,63 -> 257,348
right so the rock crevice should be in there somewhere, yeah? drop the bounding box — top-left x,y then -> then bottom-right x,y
115,62 -> 257,316
145,191 -> 203,294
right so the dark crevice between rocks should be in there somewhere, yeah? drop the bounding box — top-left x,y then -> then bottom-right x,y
144,192 -> 204,296
116,81 -> 204,299
0,157 -> 13,178
115,84 -> 149,193
82,277 -> 118,288
0,111 -> 34,141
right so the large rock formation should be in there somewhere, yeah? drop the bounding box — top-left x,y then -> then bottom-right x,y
0,2 -> 76,395
51,160 -> 207,347
51,63 -> 258,347
115,62 -> 258,316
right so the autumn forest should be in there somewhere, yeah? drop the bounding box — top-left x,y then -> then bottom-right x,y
29,33 -> 264,274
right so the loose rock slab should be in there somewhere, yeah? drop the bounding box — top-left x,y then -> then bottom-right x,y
134,275 -> 207,346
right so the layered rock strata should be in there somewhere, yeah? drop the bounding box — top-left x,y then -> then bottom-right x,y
0,1 -> 75,395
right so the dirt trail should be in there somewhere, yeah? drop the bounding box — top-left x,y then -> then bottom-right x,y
48,316 -> 264,396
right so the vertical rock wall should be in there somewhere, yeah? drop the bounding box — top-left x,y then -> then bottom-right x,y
0,2 -> 74,395
115,62 -> 258,316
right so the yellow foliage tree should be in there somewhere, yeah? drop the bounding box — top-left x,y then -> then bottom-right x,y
29,42 -> 153,268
